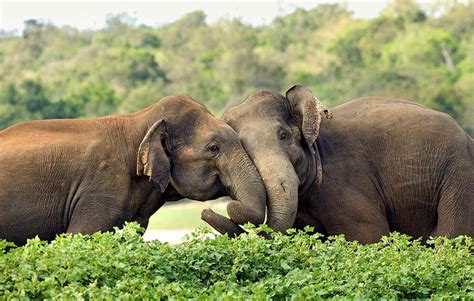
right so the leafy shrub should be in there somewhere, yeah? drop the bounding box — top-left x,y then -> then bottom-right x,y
0,223 -> 472,299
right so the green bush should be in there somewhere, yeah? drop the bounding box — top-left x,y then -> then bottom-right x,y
0,223 -> 472,299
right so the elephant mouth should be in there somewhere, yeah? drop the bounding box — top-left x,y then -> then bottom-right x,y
197,174 -> 226,201
216,180 -> 228,197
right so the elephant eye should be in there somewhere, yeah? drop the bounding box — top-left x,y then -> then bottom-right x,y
209,144 -> 220,154
279,132 -> 287,140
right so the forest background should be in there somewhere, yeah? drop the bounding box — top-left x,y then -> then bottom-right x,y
1,1 -> 472,134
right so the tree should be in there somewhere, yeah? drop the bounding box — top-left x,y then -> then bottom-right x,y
65,81 -> 120,117
0,3 -> 472,133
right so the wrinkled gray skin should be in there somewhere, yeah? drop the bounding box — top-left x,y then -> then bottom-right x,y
203,85 -> 473,243
0,94 -> 266,245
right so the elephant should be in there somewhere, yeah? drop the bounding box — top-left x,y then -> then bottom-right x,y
0,94 -> 266,245
202,85 -> 473,243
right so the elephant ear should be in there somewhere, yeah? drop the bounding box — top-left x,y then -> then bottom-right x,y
285,85 -> 332,147
137,119 -> 170,192
286,85 -> 332,185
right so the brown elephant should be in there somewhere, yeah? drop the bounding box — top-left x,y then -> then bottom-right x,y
0,94 -> 266,245
203,85 -> 473,243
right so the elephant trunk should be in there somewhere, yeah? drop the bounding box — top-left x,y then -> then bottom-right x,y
218,146 -> 267,226
252,151 -> 299,233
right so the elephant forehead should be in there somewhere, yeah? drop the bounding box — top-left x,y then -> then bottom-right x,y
173,116 -> 237,149
193,116 -> 232,136
158,94 -> 214,128
225,93 -> 290,127
237,122 -> 276,145
159,94 -> 208,112
165,107 -> 216,138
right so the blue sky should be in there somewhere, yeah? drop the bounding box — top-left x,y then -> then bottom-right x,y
0,0 -> 435,33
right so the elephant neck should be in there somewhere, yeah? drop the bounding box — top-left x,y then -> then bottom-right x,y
161,185 -> 183,202
127,102 -> 167,128
299,140 -> 321,201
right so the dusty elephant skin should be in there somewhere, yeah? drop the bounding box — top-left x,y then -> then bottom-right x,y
203,85 -> 473,243
0,94 -> 266,245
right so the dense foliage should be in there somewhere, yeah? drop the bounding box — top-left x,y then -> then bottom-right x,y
0,1 -> 473,134
0,223 -> 472,299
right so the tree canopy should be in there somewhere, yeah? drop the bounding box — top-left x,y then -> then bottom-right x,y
0,1 -> 472,134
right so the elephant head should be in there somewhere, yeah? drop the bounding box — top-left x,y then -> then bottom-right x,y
211,85 -> 331,233
137,94 -> 267,226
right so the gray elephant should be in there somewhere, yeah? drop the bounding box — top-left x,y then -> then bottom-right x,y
0,94 -> 266,245
203,85 -> 473,243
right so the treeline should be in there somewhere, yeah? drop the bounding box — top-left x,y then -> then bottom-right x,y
0,1 -> 473,133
